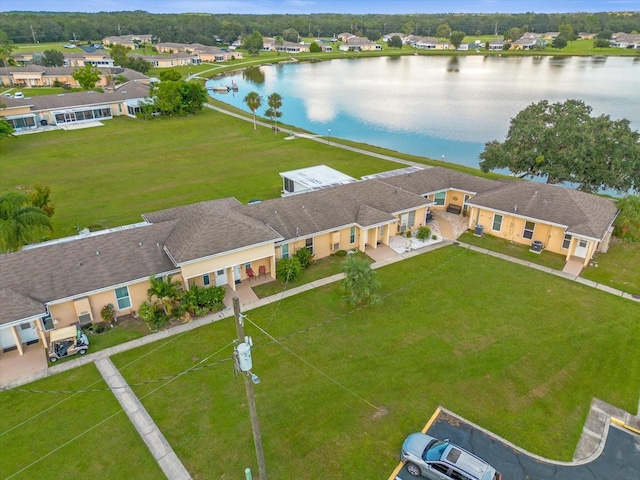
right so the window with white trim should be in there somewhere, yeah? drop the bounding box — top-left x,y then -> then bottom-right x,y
350,226 -> 356,244
562,234 -> 572,250
115,286 -> 131,309
305,238 -> 313,255
492,214 -> 503,232
281,244 -> 289,259
434,191 -> 446,206
41,313 -> 55,331
408,210 -> 415,227
203,273 -> 210,286
523,221 -> 535,240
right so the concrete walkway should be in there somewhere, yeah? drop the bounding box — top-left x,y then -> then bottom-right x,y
95,358 -> 192,480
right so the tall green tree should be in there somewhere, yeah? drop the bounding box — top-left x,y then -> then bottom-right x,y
243,91 -> 262,130
435,23 -> 451,39
126,56 -> 151,74
282,28 -> 299,43
72,64 -> 101,90
340,255 -> 381,307
479,99 -> 640,193
243,31 -> 264,55
109,43 -> 129,66
450,31 -> 466,49
274,35 -> 284,54
613,195 -> 640,242
266,92 -> 283,132
0,190 -> 53,253
387,35 -> 403,49
151,80 -> 207,116
39,49 -> 64,66
0,118 -> 14,139
0,30 -> 14,68
159,68 -> 182,81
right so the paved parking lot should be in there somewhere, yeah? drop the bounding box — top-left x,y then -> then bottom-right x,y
393,408 -> 640,480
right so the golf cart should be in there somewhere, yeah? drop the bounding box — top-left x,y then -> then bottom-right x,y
48,325 -> 89,363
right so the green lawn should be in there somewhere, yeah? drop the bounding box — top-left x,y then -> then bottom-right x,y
581,240 -> 640,295
252,251 -> 371,298
0,108 -> 405,237
458,231 -> 568,271
2,247 -> 637,479
0,364 -> 164,480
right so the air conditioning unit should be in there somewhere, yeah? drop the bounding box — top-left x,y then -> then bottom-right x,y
530,240 -> 543,253
474,224 -> 484,237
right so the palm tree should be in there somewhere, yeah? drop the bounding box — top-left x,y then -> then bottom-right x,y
147,274 -> 182,317
266,93 -> 283,133
0,191 -> 53,253
274,35 -> 284,54
243,91 -> 262,130
614,194 -> 640,242
340,255 -> 381,307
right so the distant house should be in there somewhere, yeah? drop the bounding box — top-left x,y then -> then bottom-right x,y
610,32 -> 640,49
140,53 -> 201,68
407,36 -> 452,50
0,65 -> 149,89
0,81 -> 151,131
154,42 -> 242,62
338,36 -> 382,52
262,38 -> 311,54
102,34 -> 153,49
488,40 -> 505,51
511,32 -> 543,50
63,52 -> 115,68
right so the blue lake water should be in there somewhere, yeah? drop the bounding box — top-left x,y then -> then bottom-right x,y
207,55 -> 640,188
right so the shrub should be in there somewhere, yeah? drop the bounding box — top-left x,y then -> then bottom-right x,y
138,301 -> 169,331
295,247 -> 314,269
334,250 -> 347,257
276,257 -> 302,282
416,226 -> 432,241
100,304 -> 115,324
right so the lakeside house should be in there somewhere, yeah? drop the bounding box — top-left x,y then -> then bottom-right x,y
0,166 -> 618,372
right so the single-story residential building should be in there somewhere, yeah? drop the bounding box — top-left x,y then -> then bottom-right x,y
280,165 -> 357,196
0,166 -> 618,371
102,34 -> 153,49
262,38 -> 311,53
140,53 -> 201,68
154,42 -> 243,61
610,32 -> 640,49
0,65 -> 149,89
64,52 -> 116,68
0,81 -> 151,131
488,40 -> 505,50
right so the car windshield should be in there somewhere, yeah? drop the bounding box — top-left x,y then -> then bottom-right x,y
423,440 -> 448,461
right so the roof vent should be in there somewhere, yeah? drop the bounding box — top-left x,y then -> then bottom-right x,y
138,242 -> 143,246
96,251 -> 100,255
514,205 -> 518,213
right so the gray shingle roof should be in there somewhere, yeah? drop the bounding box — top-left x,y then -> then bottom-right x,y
2,81 -> 150,112
467,181 -> 618,239
0,222 -> 179,325
143,198 -> 283,264
378,167 -> 500,195
238,179 -> 429,241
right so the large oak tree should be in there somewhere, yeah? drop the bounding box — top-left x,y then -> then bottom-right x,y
479,99 -> 640,193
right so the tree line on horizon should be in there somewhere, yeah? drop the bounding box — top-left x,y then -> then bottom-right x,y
1,11 -> 638,45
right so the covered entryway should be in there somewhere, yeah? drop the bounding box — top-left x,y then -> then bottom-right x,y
574,239 -> 589,258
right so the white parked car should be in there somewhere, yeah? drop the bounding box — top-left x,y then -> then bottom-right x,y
13,92 -> 24,99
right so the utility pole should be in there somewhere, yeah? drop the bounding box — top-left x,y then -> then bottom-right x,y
233,297 -> 268,480
30,25 -> 37,44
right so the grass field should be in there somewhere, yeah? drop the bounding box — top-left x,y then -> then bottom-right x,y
0,108 -> 408,237
1,246 -> 638,479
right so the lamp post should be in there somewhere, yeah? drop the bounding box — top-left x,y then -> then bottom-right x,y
233,297 -> 267,480
328,129 -> 331,145
441,154 -> 445,164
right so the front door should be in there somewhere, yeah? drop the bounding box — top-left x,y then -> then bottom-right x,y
215,269 -> 227,286
19,322 -> 39,344
574,239 -> 589,258
399,213 -> 408,233
233,265 -> 241,283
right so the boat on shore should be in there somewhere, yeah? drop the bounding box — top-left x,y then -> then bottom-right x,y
211,85 -> 230,93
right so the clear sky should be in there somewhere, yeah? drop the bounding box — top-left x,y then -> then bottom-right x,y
1,0 -> 638,14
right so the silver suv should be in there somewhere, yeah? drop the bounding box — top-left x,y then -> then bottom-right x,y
400,433 -> 502,480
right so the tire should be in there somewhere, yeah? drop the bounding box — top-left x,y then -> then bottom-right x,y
79,349 -> 86,355
406,462 -> 421,477
49,357 -> 57,363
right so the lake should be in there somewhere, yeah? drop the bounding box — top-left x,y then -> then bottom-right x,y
207,55 -> 640,172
